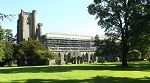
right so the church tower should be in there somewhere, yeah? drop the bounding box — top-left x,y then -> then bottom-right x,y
17,10 -> 42,43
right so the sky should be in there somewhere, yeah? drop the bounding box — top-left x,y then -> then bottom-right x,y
0,0 -> 105,37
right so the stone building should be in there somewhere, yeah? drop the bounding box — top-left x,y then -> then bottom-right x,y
44,33 -> 97,64
17,10 -> 98,65
17,10 -> 42,43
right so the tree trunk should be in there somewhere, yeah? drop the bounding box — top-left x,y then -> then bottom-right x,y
121,36 -> 128,66
121,0 -> 129,67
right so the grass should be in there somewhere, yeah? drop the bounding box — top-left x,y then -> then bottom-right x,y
0,61 -> 150,83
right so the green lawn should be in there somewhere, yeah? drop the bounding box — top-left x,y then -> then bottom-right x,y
0,62 -> 150,83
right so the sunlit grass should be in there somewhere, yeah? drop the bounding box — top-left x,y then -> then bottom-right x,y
0,61 -> 150,83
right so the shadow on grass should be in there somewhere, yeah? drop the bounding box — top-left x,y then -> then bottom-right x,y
0,63 -> 150,74
9,76 -> 150,83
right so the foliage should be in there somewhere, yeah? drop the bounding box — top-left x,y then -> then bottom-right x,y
0,48 -> 4,62
3,29 -> 13,42
0,13 -> 14,21
0,28 -> 15,66
94,35 -> 120,62
3,42 -> 14,60
3,29 -> 14,61
128,50 -> 141,61
33,50 -> 58,65
0,27 -> 5,62
14,39 -> 58,66
41,35 -> 47,44
129,3 -> 150,59
0,13 -> 15,66
88,0 -> 150,66
93,35 -> 102,57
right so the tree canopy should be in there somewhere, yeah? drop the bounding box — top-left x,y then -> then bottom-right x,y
14,39 -> 58,66
94,35 -> 120,62
88,0 -> 150,66
0,13 -> 14,21
0,27 -> 5,62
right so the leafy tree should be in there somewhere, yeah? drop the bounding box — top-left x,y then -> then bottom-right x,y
94,35 -> 120,62
128,3 -> 150,59
14,39 -> 58,66
2,29 -> 14,66
0,28 -> 15,67
0,13 -> 14,21
0,27 -> 5,66
88,0 -> 150,66
93,35 -> 103,57
2,41 -> 14,66
0,48 -> 4,62
4,29 -> 13,42
93,36 -> 100,55
102,38 -> 120,62
32,50 -> 57,65
130,41 -> 150,60
0,13 -> 15,66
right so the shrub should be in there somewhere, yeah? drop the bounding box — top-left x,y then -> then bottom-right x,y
128,50 -> 141,61
14,39 -> 58,66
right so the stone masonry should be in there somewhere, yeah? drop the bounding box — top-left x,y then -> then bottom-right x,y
17,10 -> 98,65
17,9 -> 42,43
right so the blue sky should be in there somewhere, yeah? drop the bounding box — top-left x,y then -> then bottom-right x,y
0,0 -> 105,37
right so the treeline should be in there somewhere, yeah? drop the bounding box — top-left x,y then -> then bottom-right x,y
94,35 -> 150,62
0,27 -> 58,67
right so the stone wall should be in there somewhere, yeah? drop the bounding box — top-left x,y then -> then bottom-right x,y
54,51 -> 98,65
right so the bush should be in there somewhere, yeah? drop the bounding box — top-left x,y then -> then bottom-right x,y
14,39 -> 58,66
128,50 -> 141,61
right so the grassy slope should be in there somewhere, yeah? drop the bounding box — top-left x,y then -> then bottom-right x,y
0,62 -> 150,83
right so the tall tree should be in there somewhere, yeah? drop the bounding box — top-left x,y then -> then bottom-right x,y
88,0 -> 150,66
0,27 -> 14,66
93,35 -> 101,57
0,27 -> 5,62
0,13 -> 14,66
3,29 -> 14,66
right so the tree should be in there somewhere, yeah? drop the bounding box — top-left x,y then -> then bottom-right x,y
102,38 -> 120,62
4,29 -> 13,42
13,39 -> 58,66
94,35 -> 120,62
93,35 -> 103,58
0,13 -> 14,21
0,26 -> 5,66
129,8 -> 150,59
0,28 -> 15,67
1,29 -> 17,67
93,35 -> 102,58
0,13 -> 15,66
88,0 -> 150,66
3,29 -> 14,66
2,41 -> 14,66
